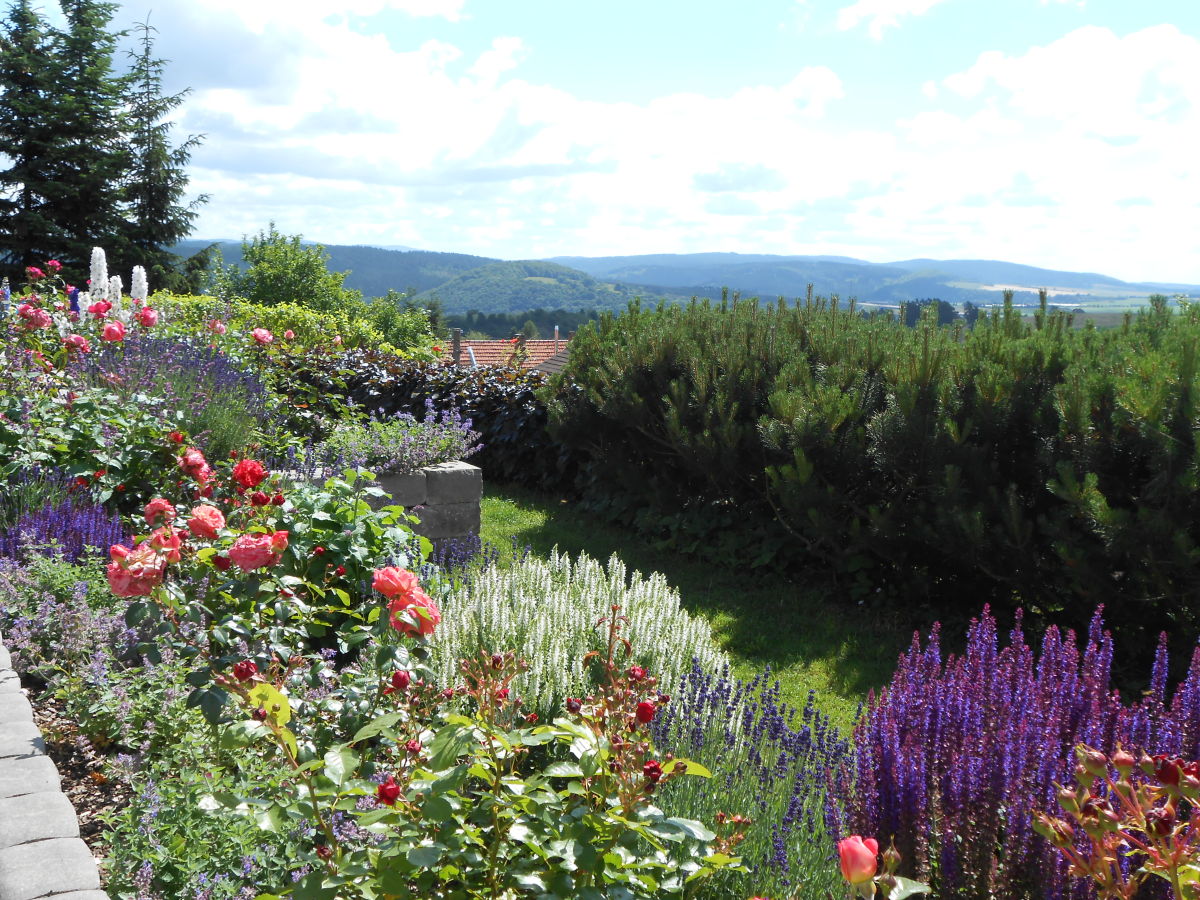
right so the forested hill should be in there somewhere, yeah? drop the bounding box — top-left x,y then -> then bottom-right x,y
173,240 -> 497,298
412,260 -> 686,313
174,240 -> 1200,314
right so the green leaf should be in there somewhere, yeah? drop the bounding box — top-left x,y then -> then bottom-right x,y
669,758 -> 712,778
543,761 -> 584,777
406,845 -> 443,868
427,723 -> 475,769
247,683 -> 292,726
422,795 -> 454,824
221,720 -> 271,749
186,686 -> 229,725
661,817 -> 715,842
886,876 -> 933,899
323,748 -> 355,787
351,712 -> 403,743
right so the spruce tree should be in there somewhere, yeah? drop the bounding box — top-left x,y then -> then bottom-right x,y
48,0 -> 131,273
122,18 -> 207,293
0,0 -> 64,275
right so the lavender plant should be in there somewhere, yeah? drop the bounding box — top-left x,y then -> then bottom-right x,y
651,661 -> 851,899
832,606 -> 1200,900
75,333 -> 279,461
315,400 -> 481,475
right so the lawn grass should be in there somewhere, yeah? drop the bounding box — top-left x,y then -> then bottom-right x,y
479,482 -> 911,730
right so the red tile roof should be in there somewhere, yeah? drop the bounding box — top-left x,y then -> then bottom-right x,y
440,339 -> 570,370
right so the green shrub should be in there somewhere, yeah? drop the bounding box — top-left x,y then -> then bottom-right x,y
288,350 -> 572,487
547,294 -> 1200,675
429,549 -> 730,719
154,294 -> 392,350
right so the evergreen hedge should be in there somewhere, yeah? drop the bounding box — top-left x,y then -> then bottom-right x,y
545,294 -> 1200,673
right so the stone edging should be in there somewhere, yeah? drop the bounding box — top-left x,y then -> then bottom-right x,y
0,629 -> 109,900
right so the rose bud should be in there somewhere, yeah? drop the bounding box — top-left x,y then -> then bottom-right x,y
565,697 -> 582,714
628,665 -> 647,682
335,565 -> 346,576
405,739 -> 422,755
252,707 -> 268,722
392,670 -> 411,691
643,760 -> 663,783
526,713 -> 538,724
376,774 -> 401,806
271,493 -> 285,506
315,844 -> 332,861
250,490 -> 269,506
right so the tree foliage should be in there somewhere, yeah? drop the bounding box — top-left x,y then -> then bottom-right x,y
0,0 -> 205,282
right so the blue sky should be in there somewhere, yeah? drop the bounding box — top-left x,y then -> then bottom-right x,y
109,0 -> 1200,282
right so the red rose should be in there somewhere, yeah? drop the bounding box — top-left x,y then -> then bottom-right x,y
232,459 -> 267,488
565,697 -> 582,713
271,493 -> 285,506
635,701 -> 656,724
213,555 -> 232,571
168,430 -> 184,444
250,490 -> 269,506
376,774 -> 401,806
383,670 -> 411,695
232,660 -> 258,682
643,760 -> 663,783
628,665 -> 647,682
335,565 -> 346,576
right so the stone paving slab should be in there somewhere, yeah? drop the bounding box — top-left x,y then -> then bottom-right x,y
0,838 -> 101,900
0,756 -> 60,799
0,632 -> 109,900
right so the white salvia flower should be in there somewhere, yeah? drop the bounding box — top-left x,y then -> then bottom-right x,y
430,550 -> 729,717
108,275 -> 122,304
89,248 -> 107,298
130,266 -> 148,302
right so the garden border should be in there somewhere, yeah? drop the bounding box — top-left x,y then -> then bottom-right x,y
0,628 -> 109,900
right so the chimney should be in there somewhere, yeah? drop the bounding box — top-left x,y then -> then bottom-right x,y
554,325 -> 559,353
452,328 -> 462,366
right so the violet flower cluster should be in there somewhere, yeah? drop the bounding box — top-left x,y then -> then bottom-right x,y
831,606 -> 1200,900
651,661 -> 850,896
316,399 -> 482,476
0,493 -> 127,563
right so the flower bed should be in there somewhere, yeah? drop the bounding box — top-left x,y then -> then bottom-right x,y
4,251 -> 1200,899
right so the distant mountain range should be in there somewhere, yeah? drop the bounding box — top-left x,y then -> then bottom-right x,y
173,240 -> 1200,315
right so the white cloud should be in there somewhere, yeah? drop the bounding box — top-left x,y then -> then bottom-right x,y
112,1 -> 1200,283
836,0 -> 950,39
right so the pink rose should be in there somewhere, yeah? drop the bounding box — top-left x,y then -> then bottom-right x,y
227,531 -> 288,571
17,304 -> 51,329
231,458 -> 267,488
101,320 -> 125,342
45,259 -> 61,272
148,527 -> 183,563
87,300 -> 112,318
25,266 -> 44,280
837,836 -> 879,885
283,329 -> 295,340
372,566 -> 421,600
144,498 -> 176,526
179,447 -> 212,482
135,306 -> 158,327
208,318 -> 227,335
187,505 -> 225,540
388,588 -> 441,637
251,328 -> 273,345
106,542 -> 167,597
63,334 -> 90,353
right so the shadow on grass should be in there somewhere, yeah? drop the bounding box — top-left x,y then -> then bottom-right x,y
480,482 -> 911,716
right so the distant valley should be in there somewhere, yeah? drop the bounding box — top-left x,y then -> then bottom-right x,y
173,240 -> 1200,316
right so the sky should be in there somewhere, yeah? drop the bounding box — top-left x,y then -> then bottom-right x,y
99,0 -> 1200,282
